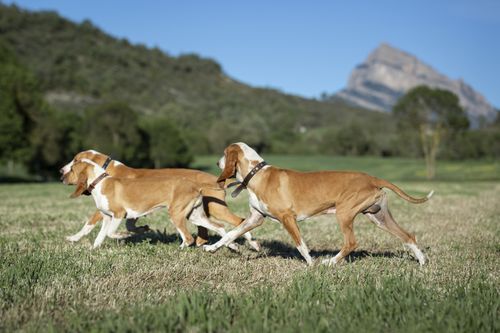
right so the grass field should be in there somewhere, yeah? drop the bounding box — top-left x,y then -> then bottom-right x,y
1,156 -> 499,332
194,155 -> 500,181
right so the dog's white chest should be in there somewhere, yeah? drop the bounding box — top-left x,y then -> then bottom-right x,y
248,189 -> 277,220
92,185 -> 111,215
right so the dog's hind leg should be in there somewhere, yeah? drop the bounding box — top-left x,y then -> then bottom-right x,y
66,210 -> 102,242
188,205 -> 239,251
169,208 -> 195,249
203,207 -> 265,253
322,209 -> 357,266
364,193 -> 426,265
204,193 -> 261,251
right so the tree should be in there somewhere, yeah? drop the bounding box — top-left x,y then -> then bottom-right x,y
139,116 -> 192,168
0,40 -> 67,178
393,86 -> 469,179
83,102 -> 144,166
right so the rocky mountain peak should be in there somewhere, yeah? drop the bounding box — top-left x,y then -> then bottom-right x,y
336,43 -> 497,125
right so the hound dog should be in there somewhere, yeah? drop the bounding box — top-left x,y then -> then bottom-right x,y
62,159 -> 245,249
203,142 -> 433,266
60,150 -> 259,250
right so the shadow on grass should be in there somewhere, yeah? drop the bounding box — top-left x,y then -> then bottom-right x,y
123,230 -> 420,264
123,229 -> 242,247
123,229 -> 180,245
259,239 -> 414,263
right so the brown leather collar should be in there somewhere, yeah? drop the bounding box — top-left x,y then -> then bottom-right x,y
87,172 -> 109,194
82,157 -> 112,195
229,161 -> 267,198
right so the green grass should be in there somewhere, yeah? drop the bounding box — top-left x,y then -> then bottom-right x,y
1,156 -> 499,332
194,155 -> 500,181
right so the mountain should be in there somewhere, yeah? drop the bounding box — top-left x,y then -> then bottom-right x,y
0,3 -> 394,155
336,43 -> 497,124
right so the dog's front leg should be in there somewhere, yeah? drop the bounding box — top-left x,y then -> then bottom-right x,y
204,207 -> 265,252
66,210 -> 102,242
281,214 -> 313,266
92,215 -> 111,249
106,217 -> 124,239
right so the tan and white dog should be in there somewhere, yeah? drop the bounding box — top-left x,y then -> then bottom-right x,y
60,150 -> 259,250
204,142 -> 433,266
62,159 -> 243,249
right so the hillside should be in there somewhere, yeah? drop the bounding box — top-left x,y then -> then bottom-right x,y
0,3 -> 396,155
336,43 -> 497,125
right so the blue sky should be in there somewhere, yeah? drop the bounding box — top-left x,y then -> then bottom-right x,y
4,0 -> 500,107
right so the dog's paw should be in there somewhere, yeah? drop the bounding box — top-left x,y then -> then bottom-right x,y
247,240 -> 261,252
66,235 -> 80,243
195,236 -> 209,247
179,242 -> 191,249
226,243 -> 239,251
203,244 -> 217,253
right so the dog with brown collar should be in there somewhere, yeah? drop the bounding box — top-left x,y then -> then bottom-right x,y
60,150 -> 259,250
203,142 -> 433,266
62,159 -> 243,249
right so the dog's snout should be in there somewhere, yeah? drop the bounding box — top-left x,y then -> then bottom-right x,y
59,168 -> 64,175
216,161 -> 220,168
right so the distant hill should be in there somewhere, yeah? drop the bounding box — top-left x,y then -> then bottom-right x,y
336,43 -> 497,125
0,3 -> 396,155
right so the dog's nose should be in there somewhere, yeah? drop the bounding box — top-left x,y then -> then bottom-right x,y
216,161 -> 220,168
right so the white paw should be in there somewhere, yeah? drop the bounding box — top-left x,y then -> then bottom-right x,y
179,242 -> 191,249
203,244 -> 217,253
227,243 -> 239,251
417,256 -> 426,266
321,258 -> 336,266
66,235 -> 80,242
248,240 -> 261,252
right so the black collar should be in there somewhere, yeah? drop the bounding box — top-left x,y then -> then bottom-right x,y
102,156 -> 112,170
229,161 -> 267,198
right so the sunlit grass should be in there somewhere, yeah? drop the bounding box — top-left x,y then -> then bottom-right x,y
1,156 -> 499,331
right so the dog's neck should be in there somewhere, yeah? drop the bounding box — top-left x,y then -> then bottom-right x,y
81,159 -> 108,187
234,143 -> 266,182
104,159 -> 130,177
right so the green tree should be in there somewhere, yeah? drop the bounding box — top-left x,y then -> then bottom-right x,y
83,102 -> 144,166
139,116 -> 192,168
0,40 -> 66,178
393,86 -> 469,179
0,41 -> 34,169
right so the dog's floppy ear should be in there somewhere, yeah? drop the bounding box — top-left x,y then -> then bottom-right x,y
70,172 -> 88,198
217,147 -> 239,186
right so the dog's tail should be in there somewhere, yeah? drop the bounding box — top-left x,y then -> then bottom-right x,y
375,178 -> 434,204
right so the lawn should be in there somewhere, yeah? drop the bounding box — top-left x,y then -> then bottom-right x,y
0,156 -> 499,332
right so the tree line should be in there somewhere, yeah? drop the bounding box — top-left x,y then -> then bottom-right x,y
0,43 -> 192,180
